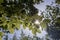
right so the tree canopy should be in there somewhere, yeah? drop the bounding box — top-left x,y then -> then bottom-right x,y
0,0 -> 43,37
0,0 -> 60,40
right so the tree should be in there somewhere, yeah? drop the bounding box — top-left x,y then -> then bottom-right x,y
46,1 -> 60,39
0,0 -> 60,40
0,0 -> 43,39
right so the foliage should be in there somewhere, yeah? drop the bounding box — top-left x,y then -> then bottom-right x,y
0,0 -> 44,38
56,0 -> 60,4
0,0 -> 60,39
45,0 -> 60,39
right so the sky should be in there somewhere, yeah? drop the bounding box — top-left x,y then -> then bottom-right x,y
34,0 -> 55,11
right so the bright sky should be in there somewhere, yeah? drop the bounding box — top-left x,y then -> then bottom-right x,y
34,0 -> 55,11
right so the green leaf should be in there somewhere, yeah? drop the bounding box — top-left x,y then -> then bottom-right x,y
43,19 -> 51,24
55,17 -> 60,23
0,0 -> 3,4
56,0 -> 60,4
0,36 -> 2,40
37,29 -> 41,33
9,28 -> 14,34
0,32 -> 4,37
40,22 -> 47,28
